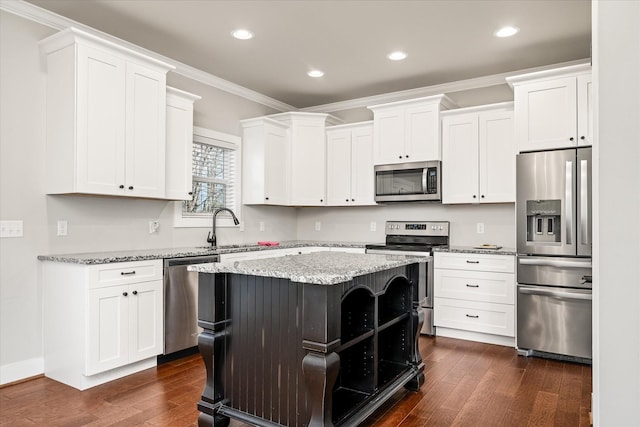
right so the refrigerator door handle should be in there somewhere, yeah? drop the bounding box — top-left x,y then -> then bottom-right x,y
518,286 -> 592,301
519,257 -> 593,269
580,159 -> 590,245
565,160 -> 573,245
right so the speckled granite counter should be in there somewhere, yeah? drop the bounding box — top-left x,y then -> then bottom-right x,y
37,240 -> 371,265
190,251 -> 427,285
433,245 -> 517,256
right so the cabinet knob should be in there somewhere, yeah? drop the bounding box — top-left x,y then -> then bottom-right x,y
188,192 -> 193,196
122,292 -> 128,297
481,195 -> 485,199
119,184 -> 125,189
320,199 -> 323,202
398,155 -> 402,159
473,195 -> 477,198
132,290 -> 138,295
580,136 -> 586,140
405,155 -> 409,158
569,137 -> 575,141
265,197 -> 269,200
346,199 -> 349,202
128,186 -> 134,190
351,198 -> 355,202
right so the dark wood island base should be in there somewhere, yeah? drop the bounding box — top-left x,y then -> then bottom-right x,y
195,256 -> 425,427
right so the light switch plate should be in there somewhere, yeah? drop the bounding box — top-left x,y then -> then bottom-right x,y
477,222 -> 485,234
370,221 -> 377,232
57,220 -> 68,236
259,221 -> 265,232
0,220 -> 23,238
315,221 -> 321,231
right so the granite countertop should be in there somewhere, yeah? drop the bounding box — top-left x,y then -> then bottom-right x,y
37,240 -> 372,265
433,245 -> 517,256
189,251 -> 427,285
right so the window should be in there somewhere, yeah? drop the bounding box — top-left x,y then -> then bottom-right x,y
174,127 -> 241,228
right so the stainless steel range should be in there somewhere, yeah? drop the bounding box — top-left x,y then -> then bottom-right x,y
366,221 -> 450,335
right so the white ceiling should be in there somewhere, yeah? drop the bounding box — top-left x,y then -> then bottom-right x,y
25,0 -> 592,109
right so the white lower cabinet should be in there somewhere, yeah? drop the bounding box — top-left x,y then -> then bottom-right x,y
434,252 -> 515,346
43,259 -> 163,390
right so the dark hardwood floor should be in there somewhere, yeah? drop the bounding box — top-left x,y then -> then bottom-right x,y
0,336 -> 591,427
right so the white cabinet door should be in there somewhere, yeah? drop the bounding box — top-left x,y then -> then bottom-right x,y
264,125 -> 289,205
405,103 -> 441,162
289,119 -> 327,205
326,130 -> 352,206
87,285 -> 129,375
372,109 -> 405,164
125,63 -> 166,198
442,114 -> 479,204
514,76 -> 578,152
128,280 -> 163,363
479,111 -> 515,203
76,44 -> 127,196
577,74 -> 593,146
350,126 -> 375,205
165,88 -> 199,200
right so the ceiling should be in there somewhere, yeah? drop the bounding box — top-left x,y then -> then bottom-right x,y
25,0 -> 592,109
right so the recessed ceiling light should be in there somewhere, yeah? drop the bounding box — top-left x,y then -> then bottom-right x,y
387,51 -> 408,61
231,29 -> 254,40
307,70 -> 324,78
495,26 -> 519,38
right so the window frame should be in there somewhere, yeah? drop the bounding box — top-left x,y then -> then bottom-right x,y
173,126 -> 242,228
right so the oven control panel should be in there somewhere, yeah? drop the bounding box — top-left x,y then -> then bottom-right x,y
385,221 -> 449,236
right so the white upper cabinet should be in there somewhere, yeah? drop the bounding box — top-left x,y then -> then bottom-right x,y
241,112 -> 339,206
442,103 -> 515,204
241,117 -> 290,205
40,28 -> 174,198
368,95 -> 456,165
270,112 -> 337,206
165,87 -> 201,201
506,63 -> 592,152
326,122 -> 375,206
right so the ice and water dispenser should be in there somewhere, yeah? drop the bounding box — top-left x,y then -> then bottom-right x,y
526,200 -> 561,243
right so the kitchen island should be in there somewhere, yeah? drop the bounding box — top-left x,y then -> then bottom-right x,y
190,251 -> 427,427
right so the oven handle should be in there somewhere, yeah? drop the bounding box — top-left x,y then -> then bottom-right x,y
518,286 -> 592,301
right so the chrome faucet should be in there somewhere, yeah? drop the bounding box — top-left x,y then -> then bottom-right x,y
207,208 -> 240,248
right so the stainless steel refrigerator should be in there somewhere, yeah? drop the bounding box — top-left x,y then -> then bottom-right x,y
516,147 -> 592,360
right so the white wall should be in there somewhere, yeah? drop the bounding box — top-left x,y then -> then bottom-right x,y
297,204 -> 515,248
592,1 -> 640,425
0,11 -> 297,384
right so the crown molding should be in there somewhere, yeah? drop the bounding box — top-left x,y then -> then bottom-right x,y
301,58 -> 590,113
0,0 -> 295,112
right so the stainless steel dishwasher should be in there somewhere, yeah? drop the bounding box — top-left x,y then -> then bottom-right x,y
163,255 -> 219,355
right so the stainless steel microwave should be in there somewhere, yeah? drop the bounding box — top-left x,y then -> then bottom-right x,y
374,161 -> 442,203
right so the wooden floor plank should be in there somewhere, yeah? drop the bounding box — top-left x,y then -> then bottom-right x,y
0,337 -> 591,427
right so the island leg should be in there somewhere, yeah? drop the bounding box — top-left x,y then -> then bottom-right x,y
197,328 -> 230,427
302,351 -> 340,427
404,305 -> 425,391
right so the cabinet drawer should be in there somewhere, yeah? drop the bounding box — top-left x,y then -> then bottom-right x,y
89,260 -> 163,288
434,252 -> 514,273
434,269 -> 515,304
434,297 -> 514,337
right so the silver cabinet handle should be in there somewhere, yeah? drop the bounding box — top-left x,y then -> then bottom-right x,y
519,258 -> 592,269
519,286 -> 592,301
565,160 -> 573,245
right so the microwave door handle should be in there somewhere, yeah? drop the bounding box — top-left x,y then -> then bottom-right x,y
422,168 -> 428,194
580,159 -> 590,245
565,160 -> 573,245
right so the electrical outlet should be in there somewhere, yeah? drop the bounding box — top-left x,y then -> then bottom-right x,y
148,220 -> 160,234
477,222 -> 485,234
0,220 -> 23,238
259,221 -> 265,232
315,221 -> 321,231
57,220 -> 68,236
370,221 -> 377,232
